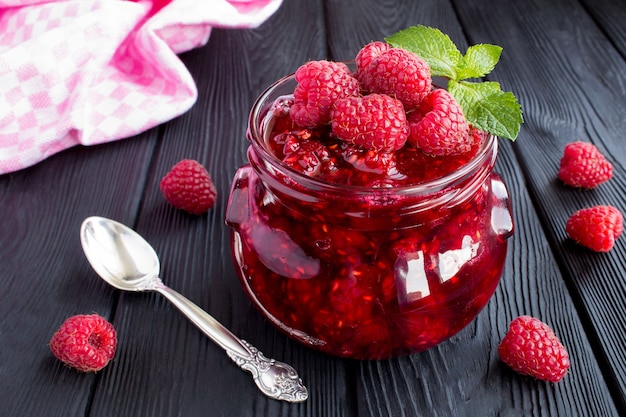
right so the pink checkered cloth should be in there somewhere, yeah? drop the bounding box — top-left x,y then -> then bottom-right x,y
0,0 -> 282,174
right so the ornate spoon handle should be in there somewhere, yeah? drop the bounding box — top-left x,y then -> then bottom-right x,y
226,340 -> 309,402
152,280 -> 308,402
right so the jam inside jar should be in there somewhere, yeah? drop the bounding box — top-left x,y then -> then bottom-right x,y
226,73 -> 514,360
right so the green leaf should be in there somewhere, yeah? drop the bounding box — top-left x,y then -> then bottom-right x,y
386,25 -> 462,80
448,81 -> 523,140
385,25 -> 523,139
456,44 -> 502,80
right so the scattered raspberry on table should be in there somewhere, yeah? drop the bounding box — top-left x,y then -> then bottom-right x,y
498,315 -> 570,383
160,159 -> 217,215
558,141 -> 613,188
49,314 -> 117,372
566,205 -> 623,252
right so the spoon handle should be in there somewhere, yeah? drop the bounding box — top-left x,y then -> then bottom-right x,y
153,281 -> 308,403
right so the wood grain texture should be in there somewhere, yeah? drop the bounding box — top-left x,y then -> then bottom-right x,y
450,0 -> 626,411
1,0 -> 624,416
580,0 -> 626,58
0,133 -> 159,417
324,0 -> 621,415
88,1 -> 352,416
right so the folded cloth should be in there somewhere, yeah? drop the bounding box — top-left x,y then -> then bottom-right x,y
0,0 -> 282,174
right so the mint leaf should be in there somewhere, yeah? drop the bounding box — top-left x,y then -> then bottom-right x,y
448,81 -> 523,140
456,44 -> 502,80
386,25 -> 462,80
386,25 -> 523,140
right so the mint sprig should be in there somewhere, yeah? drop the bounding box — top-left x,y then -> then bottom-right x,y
386,25 -> 523,141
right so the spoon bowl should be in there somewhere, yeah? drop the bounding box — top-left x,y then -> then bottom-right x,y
81,216 -> 160,291
79,216 -> 308,403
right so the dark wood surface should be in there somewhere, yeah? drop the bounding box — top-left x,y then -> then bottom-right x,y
1,0 -> 624,416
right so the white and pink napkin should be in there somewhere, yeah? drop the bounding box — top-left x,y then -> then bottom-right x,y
0,0 -> 282,174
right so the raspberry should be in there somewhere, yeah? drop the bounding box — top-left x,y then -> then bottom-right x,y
498,316 -> 570,383
558,141 -> 613,188
289,60 -> 360,128
565,205 -> 623,252
359,48 -> 431,110
268,128 -> 312,158
468,125 -> 488,153
330,94 -> 409,152
355,41 -> 391,83
50,314 -> 117,372
339,144 -> 398,186
407,89 -> 471,156
282,137 -> 336,177
160,159 -> 217,215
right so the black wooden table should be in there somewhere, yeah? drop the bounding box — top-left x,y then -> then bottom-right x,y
1,0 -> 625,416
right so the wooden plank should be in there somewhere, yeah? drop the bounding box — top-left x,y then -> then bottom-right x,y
2,0 -> 623,415
580,0 -> 626,57
450,0 -> 626,412
0,133 -> 159,417
87,1 -> 354,416
323,0 -> 622,415
349,141 -> 619,417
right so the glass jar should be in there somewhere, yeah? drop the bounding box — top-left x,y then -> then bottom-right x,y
225,73 -> 514,360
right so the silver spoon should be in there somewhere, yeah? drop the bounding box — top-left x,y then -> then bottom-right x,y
79,216 -> 308,403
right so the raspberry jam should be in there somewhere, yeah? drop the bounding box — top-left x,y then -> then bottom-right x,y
226,73 -> 514,359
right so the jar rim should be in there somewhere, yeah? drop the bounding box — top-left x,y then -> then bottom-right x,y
247,71 -> 498,197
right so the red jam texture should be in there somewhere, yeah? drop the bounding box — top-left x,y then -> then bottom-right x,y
226,97 -> 512,360
263,96 -> 486,188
